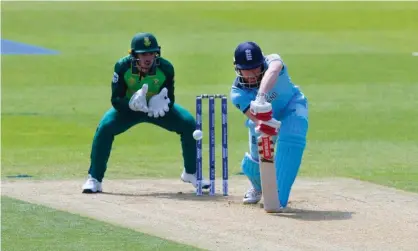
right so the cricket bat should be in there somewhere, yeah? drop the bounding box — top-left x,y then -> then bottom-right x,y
257,134 -> 281,213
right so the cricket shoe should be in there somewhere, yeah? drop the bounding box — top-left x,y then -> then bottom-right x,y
181,170 -> 211,189
243,186 -> 262,204
82,175 -> 103,193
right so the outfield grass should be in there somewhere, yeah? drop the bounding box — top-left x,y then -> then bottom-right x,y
1,196 -> 202,251
1,1 -> 418,250
2,1 -> 417,189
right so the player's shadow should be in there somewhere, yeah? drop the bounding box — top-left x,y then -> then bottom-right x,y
101,191 -> 230,202
271,207 -> 354,221
101,192 -> 354,221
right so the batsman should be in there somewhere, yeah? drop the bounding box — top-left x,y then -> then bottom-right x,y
230,41 -> 309,209
82,32 -> 211,193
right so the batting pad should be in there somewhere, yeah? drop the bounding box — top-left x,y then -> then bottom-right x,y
275,114 -> 308,208
276,142 -> 305,207
241,152 -> 262,191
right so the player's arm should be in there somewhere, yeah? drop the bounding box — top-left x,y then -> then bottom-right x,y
231,85 -> 280,136
231,86 -> 280,136
160,62 -> 175,108
257,54 -> 283,97
230,85 -> 258,123
111,62 -> 134,114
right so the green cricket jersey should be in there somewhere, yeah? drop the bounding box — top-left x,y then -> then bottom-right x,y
111,55 -> 175,114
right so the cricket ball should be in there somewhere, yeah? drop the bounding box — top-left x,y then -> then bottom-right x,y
192,130 -> 203,140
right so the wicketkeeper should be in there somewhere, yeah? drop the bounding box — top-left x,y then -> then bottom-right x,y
82,32 -> 211,193
230,41 -> 309,208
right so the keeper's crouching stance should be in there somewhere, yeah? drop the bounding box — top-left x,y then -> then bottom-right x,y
82,33 -> 211,193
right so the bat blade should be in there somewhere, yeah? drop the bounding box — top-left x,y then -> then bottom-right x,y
258,134 -> 280,213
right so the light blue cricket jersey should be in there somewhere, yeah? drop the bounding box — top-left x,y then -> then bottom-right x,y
230,54 -> 302,120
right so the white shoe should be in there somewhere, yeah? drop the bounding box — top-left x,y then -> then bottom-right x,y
181,170 -> 211,189
82,175 -> 103,193
243,186 -> 262,204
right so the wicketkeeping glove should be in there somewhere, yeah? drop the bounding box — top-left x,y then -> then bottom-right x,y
147,88 -> 170,118
129,84 -> 149,112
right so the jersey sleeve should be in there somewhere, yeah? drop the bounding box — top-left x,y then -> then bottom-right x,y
110,61 -> 134,114
230,85 -> 252,114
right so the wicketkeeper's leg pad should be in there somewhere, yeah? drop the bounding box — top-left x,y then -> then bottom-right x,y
241,152 -> 262,191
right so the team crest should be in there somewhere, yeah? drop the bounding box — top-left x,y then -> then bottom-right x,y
144,37 -> 151,47
153,78 -> 159,85
245,49 -> 253,61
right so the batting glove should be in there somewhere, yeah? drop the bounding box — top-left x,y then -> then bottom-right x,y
255,118 -> 281,136
250,94 -> 273,121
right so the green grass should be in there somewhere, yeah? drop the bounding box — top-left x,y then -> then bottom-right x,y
2,1 -> 417,189
1,196 -> 202,251
1,1 -> 418,250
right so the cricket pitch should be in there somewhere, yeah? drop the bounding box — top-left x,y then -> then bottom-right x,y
2,177 -> 418,251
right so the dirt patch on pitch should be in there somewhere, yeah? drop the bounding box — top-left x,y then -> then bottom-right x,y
2,177 -> 418,251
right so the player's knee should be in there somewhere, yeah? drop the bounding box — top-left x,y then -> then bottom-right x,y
279,131 -> 307,147
96,119 -> 117,136
171,112 -> 196,136
180,114 -> 196,134
279,115 -> 308,146
96,111 -> 123,136
94,109 -> 117,135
